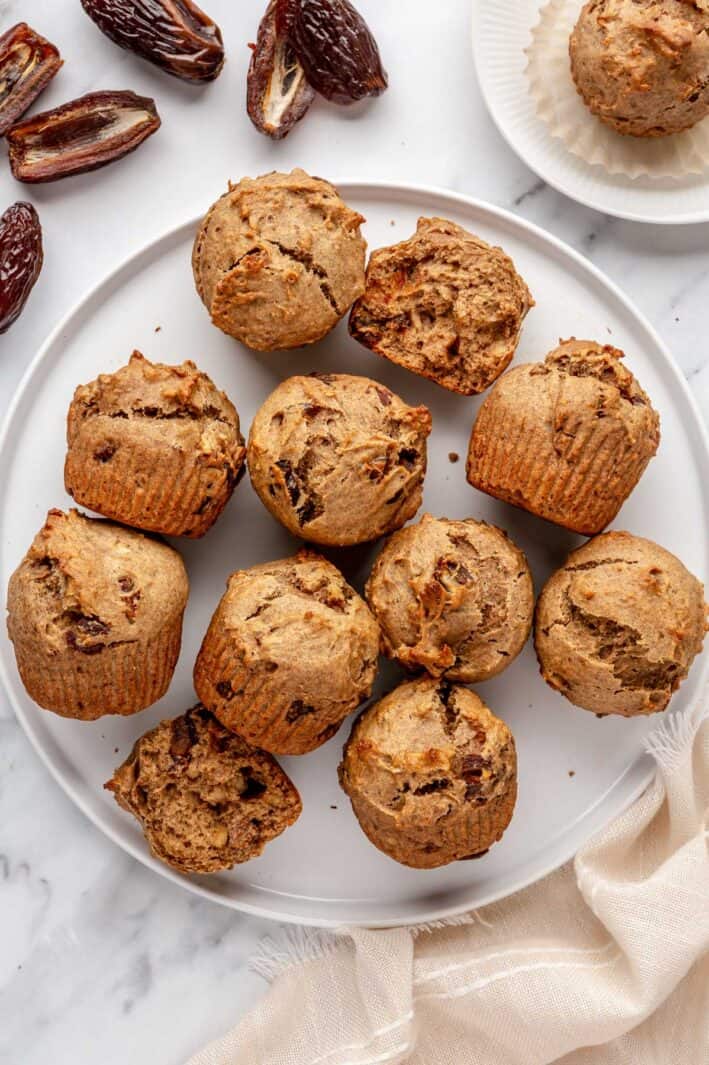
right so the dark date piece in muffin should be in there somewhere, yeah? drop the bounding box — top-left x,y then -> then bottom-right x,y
106,705 -> 302,873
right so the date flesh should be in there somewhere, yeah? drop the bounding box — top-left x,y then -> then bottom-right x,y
0,203 -> 43,334
247,0 -> 315,139
0,23 -> 63,136
6,91 -> 161,183
81,0 -> 224,82
279,0 -> 387,105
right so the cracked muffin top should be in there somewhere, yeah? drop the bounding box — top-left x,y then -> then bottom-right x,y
192,169 -> 367,350
467,339 -> 661,535
349,217 -> 533,395
247,373 -> 432,547
193,550 -> 381,755
106,705 -> 302,874
535,531 -> 708,717
570,0 -> 709,137
366,515 -> 534,682
65,351 -> 246,537
339,677 -> 517,868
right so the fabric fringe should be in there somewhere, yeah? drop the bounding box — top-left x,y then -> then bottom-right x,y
250,925 -> 343,983
645,701 -> 707,775
408,913 -> 478,937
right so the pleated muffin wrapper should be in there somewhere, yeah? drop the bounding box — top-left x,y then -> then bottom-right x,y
193,616 -> 347,757
12,621 -> 183,720
526,0 -> 709,179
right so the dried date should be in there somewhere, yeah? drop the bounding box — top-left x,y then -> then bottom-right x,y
0,202 -> 43,334
6,91 -> 161,183
247,0 -> 315,139
0,23 -> 63,136
80,0 -> 224,82
280,0 -> 387,104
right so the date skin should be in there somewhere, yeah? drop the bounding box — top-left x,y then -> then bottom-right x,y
247,0 -> 315,139
279,0 -> 387,104
6,90 -> 161,183
81,0 -> 224,82
0,203 -> 43,334
0,23 -> 63,136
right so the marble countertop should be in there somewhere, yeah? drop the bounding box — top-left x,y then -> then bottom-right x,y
1,1 -> 708,1062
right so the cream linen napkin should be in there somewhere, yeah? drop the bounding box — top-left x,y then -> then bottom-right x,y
187,702 -> 709,1065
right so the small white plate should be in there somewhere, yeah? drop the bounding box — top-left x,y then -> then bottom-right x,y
472,0 -> 709,225
1,182 -> 707,927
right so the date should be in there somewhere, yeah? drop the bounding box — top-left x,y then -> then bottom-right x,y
80,0 -> 224,82
6,91 -> 161,183
247,0 -> 315,139
0,203 -> 43,334
0,23 -> 63,136
280,0 -> 387,105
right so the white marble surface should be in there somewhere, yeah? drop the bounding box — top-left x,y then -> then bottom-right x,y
1,1 -> 708,1062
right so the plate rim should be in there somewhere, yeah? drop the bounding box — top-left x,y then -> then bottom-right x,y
1,179 -> 708,928
470,0 -> 709,226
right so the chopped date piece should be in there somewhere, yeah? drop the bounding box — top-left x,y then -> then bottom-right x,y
0,202 -> 43,334
280,0 -> 387,105
80,0 -> 224,82
6,91 -> 161,183
0,23 -> 63,136
248,0 -> 315,139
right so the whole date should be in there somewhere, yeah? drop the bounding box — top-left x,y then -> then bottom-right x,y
0,203 -> 43,335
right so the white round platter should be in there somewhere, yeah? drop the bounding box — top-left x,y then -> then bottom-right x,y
1,182 -> 707,928
472,0 -> 709,225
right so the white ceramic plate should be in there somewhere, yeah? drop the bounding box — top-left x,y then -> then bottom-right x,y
472,0 -> 709,225
1,182 -> 708,928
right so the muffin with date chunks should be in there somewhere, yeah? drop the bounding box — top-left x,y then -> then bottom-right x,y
467,339 -> 660,535
349,217 -> 533,395
366,515 -> 534,682
194,551 -> 380,755
64,351 -> 246,538
570,0 -> 709,138
535,532 -> 708,718
247,373 -> 432,546
6,509 -> 188,719
339,677 -> 517,868
192,169 -> 366,350
106,705 -> 302,874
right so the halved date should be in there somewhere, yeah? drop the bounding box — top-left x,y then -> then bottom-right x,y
0,23 -> 63,136
280,0 -> 387,105
0,202 -> 43,334
80,0 -> 224,82
6,91 -> 161,183
247,0 -> 315,139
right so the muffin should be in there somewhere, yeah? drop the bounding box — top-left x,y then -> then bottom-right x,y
106,705 -> 302,873
192,169 -> 366,350
535,532 -> 708,717
64,351 -> 246,538
194,551 -> 380,755
247,373 -> 432,547
349,217 -> 533,395
339,677 -> 517,868
570,0 -> 709,138
366,515 -> 534,682
467,339 -> 661,535
6,509 -> 188,719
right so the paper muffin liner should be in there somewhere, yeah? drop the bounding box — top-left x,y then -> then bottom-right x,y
525,0 -> 709,180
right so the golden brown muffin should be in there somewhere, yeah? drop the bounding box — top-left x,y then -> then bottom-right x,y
339,677 -> 517,868
247,373 -> 432,547
349,217 -> 533,395
194,551 -> 380,755
64,351 -> 246,539
192,169 -> 366,350
535,532 -> 708,717
365,514 -> 534,682
570,0 -> 709,138
6,509 -> 188,719
106,705 -> 302,873
467,339 -> 661,536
